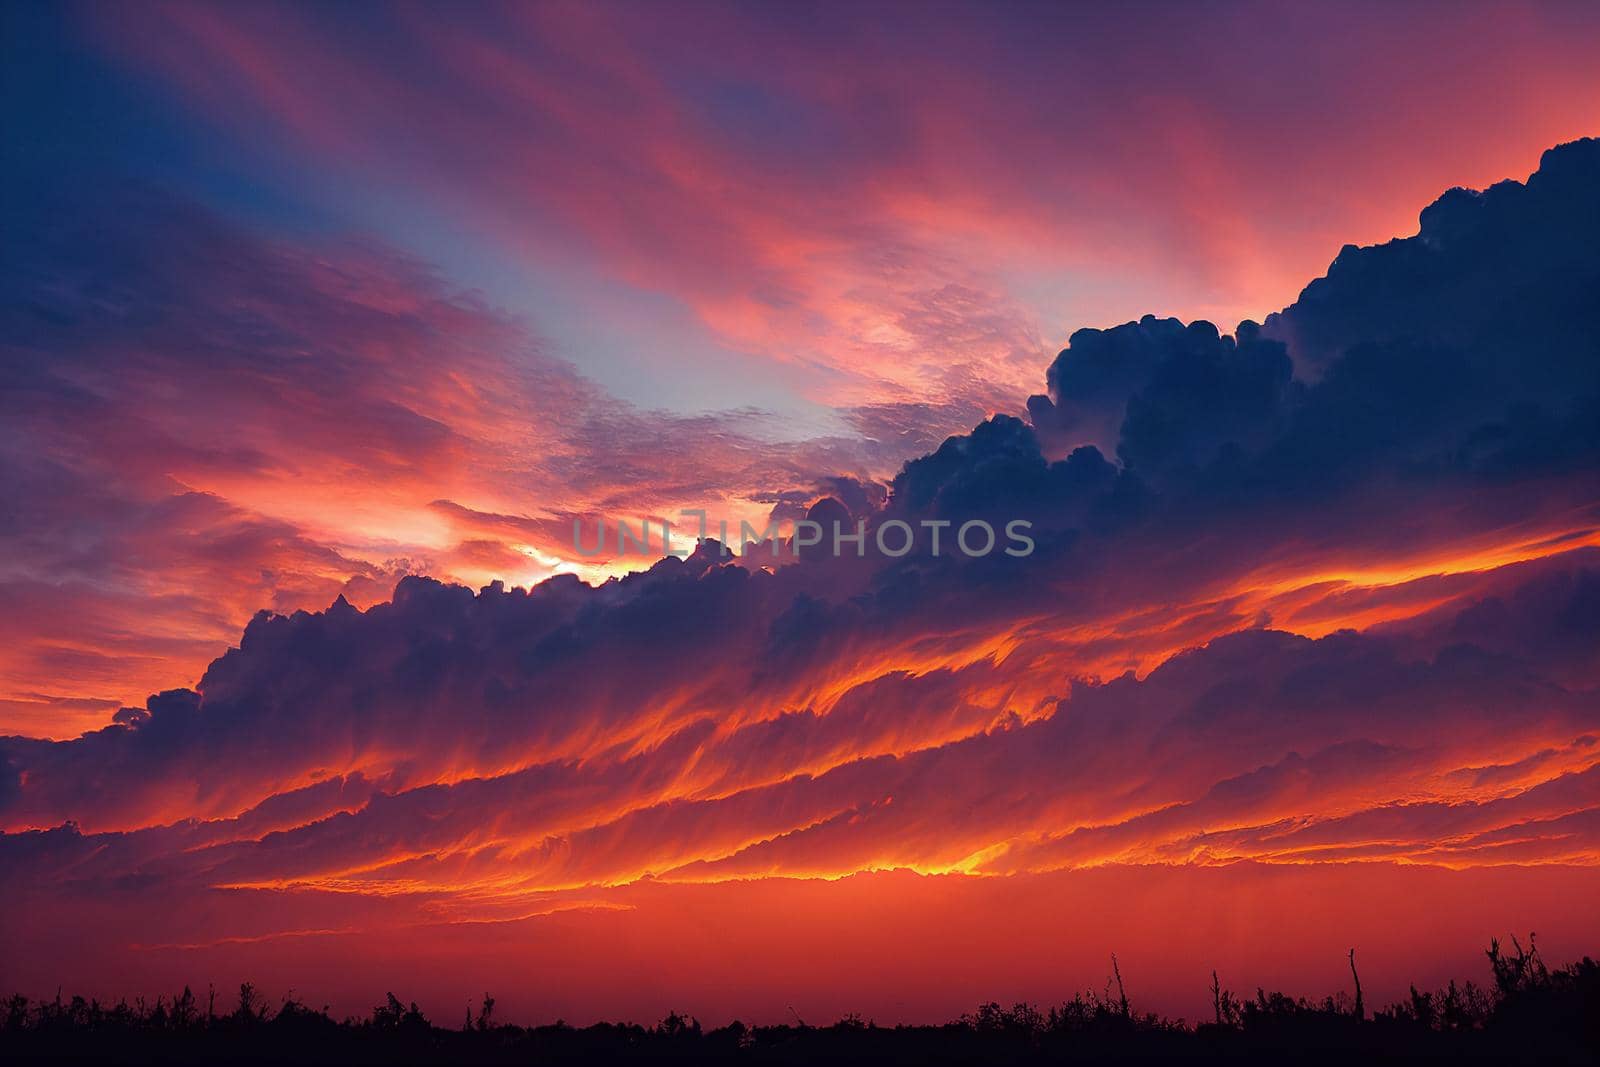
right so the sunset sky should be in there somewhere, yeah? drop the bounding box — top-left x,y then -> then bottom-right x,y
3,0 -> 1600,1026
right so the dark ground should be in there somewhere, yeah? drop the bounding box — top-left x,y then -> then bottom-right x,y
3,939 -> 1594,1064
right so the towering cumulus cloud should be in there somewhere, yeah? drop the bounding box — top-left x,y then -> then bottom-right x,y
3,141 -> 1600,1023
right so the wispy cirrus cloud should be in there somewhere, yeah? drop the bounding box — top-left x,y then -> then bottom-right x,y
0,181 -> 927,734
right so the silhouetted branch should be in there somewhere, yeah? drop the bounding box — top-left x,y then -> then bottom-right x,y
1348,948 -> 1363,1021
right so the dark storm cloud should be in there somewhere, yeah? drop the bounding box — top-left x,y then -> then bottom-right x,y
1027,139 -> 1600,501
3,140 -> 1600,912
5,584 -> 1597,894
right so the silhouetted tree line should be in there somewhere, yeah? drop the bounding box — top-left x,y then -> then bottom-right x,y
2,937 -> 1594,1063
